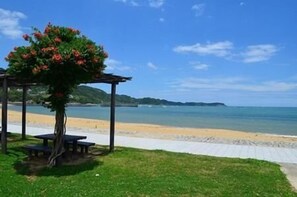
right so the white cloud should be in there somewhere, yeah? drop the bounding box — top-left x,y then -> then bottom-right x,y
172,77 -> 297,92
105,58 -> 131,71
242,44 -> 278,63
147,62 -> 158,70
192,3 -> 205,16
174,41 -> 233,57
130,0 -> 139,6
114,0 -> 139,6
0,8 -> 26,39
115,0 -> 166,8
174,41 -> 278,63
190,62 -> 209,70
240,2 -> 245,6
149,0 -> 165,8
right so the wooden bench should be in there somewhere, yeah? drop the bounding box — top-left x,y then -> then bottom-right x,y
67,141 -> 95,154
24,144 -> 52,157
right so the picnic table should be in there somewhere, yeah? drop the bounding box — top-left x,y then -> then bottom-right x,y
34,133 -> 87,153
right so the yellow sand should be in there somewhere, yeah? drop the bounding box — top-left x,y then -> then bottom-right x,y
6,110 -> 297,143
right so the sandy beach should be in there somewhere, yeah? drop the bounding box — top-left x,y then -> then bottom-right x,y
5,110 -> 297,148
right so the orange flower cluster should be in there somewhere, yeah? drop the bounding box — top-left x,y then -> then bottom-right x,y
16,48 -> 37,60
32,65 -> 48,75
41,46 -> 57,53
52,54 -> 63,63
92,57 -> 100,64
44,25 -> 60,35
54,37 -> 62,43
21,54 -> 31,60
31,50 -> 37,56
67,27 -> 80,34
72,50 -> 86,66
87,45 -> 95,53
5,52 -> 14,61
44,26 -> 51,34
72,50 -> 80,58
8,52 -> 14,58
34,32 -> 43,40
76,60 -> 86,65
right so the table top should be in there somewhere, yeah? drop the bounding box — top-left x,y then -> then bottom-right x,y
34,133 -> 87,141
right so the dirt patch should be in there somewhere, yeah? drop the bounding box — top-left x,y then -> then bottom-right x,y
18,149 -> 105,176
25,175 -> 38,182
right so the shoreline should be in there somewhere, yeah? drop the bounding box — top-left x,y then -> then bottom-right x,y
4,110 -> 297,148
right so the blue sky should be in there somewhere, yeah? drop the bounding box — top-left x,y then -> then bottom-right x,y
0,0 -> 297,106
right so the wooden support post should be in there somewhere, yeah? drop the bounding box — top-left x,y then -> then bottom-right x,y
22,86 -> 27,140
109,83 -> 117,152
1,77 -> 8,154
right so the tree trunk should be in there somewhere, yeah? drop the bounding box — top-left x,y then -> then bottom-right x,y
48,108 -> 66,167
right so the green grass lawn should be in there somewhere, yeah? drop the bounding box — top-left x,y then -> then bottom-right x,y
0,134 -> 296,196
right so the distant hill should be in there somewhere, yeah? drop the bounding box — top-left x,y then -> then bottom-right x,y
3,85 -> 226,107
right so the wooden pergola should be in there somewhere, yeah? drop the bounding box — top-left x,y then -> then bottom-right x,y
0,70 -> 131,154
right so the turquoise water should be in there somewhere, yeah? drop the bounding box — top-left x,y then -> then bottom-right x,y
8,105 -> 297,136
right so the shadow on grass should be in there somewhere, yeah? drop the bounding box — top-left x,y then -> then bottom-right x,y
4,133 -> 38,145
36,159 -> 103,177
12,146 -> 110,177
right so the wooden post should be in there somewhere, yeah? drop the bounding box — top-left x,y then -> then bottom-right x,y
109,83 -> 117,152
22,85 -> 27,140
1,77 -> 8,154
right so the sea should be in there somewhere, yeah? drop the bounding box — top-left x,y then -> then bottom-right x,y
8,105 -> 297,136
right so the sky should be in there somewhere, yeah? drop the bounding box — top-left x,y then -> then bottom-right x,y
0,0 -> 297,107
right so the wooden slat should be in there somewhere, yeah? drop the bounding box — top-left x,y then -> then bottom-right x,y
22,86 -> 27,139
109,83 -> 116,152
1,77 -> 8,153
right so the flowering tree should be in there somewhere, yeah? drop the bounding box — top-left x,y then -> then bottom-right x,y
5,23 -> 107,167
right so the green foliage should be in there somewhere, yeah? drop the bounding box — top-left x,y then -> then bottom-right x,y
7,88 -> 23,102
5,23 -> 107,112
0,135 -> 296,196
71,85 -> 108,104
